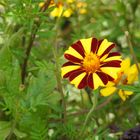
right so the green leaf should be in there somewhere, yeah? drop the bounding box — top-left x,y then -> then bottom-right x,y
117,85 -> 140,92
13,128 -> 27,139
0,121 -> 11,140
27,67 -> 58,110
46,91 -> 61,106
131,94 -> 140,102
0,46 -> 12,71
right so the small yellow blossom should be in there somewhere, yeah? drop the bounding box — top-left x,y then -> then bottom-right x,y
100,58 -> 139,101
76,1 -> 87,14
63,8 -> 73,18
67,0 -> 75,3
39,2 -> 45,8
77,2 -> 87,8
79,8 -> 87,14
50,3 -> 63,17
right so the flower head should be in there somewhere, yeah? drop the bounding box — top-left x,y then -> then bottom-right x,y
61,37 -> 122,89
100,58 -> 139,101
50,2 -> 63,17
76,1 -> 87,14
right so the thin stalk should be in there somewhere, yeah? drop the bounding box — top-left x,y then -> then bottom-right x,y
125,31 -> 140,77
21,0 -> 52,84
87,92 -> 93,105
51,15 -> 67,123
52,46 -> 67,123
80,90 -> 84,107
79,91 -> 98,137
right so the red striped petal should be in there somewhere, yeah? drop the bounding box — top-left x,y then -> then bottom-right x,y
95,39 -> 103,53
96,71 -> 108,85
91,38 -> 98,53
100,43 -> 115,58
71,40 -> 85,57
62,61 -> 77,67
78,74 -> 88,89
107,52 -> 120,58
64,54 -> 82,63
87,73 -> 94,89
106,74 -> 114,81
69,70 -> 85,81
100,60 -> 121,67
63,68 -> 82,78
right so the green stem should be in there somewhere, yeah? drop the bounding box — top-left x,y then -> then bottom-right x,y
125,31 -> 140,77
80,90 -> 98,137
80,90 -> 84,107
52,17 -> 67,123
21,0 -> 51,84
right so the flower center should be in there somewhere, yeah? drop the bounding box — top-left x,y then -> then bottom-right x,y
82,52 -> 100,73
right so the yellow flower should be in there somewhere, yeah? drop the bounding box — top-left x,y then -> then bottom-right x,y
76,1 -> 87,15
39,0 -> 75,18
61,37 -> 122,89
77,2 -> 87,8
63,8 -> 73,18
50,2 -> 73,18
67,0 -> 75,3
79,8 -> 87,14
100,58 -> 139,101
39,2 -> 45,8
50,2 -> 63,17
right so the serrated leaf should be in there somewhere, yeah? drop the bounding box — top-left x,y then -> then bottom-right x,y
46,92 -> 61,105
27,67 -> 57,110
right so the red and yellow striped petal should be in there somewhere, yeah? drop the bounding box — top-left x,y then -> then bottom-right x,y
91,38 -> 98,53
70,72 -> 87,89
92,73 -> 107,89
101,60 -> 121,68
100,67 -> 120,80
64,47 -> 83,59
80,38 -> 92,54
61,64 -> 81,78
87,73 -> 94,89
87,71 -> 108,89
101,52 -> 121,62
71,40 -> 85,57
97,39 -> 114,56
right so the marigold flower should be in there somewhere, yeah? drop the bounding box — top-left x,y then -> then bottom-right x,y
63,8 -> 73,18
50,2 -> 63,17
100,58 -> 139,101
50,2 -> 73,18
61,37 -> 122,89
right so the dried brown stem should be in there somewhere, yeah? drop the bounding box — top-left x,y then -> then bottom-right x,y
21,0 -> 52,84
